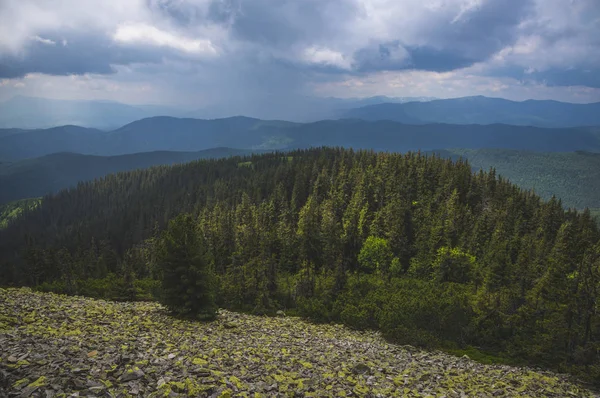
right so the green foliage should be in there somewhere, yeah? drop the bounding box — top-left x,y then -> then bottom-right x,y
35,275 -> 158,302
0,198 -> 40,229
2,148 -> 600,382
358,236 -> 393,274
334,274 -> 383,330
389,257 -> 402,277
296,297 -> 332,324
156,214 -> 217,320
431,247 -> 476,283
378,279 -> 473,347
591,208 -> 600,226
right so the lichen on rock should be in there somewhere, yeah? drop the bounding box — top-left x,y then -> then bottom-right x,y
0,288 -> 598,397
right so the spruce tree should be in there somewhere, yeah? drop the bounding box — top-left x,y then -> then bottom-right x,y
157,213 -> 217,320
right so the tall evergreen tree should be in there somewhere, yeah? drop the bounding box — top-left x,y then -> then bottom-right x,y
156,213 -> 217,319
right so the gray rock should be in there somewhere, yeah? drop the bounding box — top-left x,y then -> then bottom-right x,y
352,363 -> 371,375
223,322 -> 238,329
120,369 -> 145,382
19,385 -> 40,398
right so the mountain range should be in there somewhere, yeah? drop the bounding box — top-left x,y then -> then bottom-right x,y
2,95 -> 599,130
0,95 -> 435,129
342,96 -> 600,128
1,116 -> 599,162
2,95 -> 600,210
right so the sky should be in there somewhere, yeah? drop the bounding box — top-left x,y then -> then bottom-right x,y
0,0 -> 599,110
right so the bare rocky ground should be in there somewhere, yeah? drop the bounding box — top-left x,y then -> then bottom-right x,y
0,288 -> 597,397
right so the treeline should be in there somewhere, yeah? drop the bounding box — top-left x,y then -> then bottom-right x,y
1,148 -> 599,381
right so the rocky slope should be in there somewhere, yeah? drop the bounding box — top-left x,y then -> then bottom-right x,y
0,288 -> 597,397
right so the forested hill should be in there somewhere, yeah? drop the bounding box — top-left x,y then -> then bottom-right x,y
1,117 -> 599,161
1,148 -> 599,382
3,147 -> 600,210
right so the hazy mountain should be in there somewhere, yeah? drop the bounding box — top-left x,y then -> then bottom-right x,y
186,95 -> 437,122
342,96 -> 600,128
0,148 -> 258,204
0,117 -> 296,160
0,95 -> 436,128
0,125 -> 105,160
4,95 -> 598,129
0,128 -> 27,138
106,116 -> 298,154
2,117 -> 599,161
0,96 -> 187,130
282,120 -> 600,153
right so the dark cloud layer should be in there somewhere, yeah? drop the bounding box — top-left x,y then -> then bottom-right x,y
0,31 -> 171,78
0,0 -> 599,104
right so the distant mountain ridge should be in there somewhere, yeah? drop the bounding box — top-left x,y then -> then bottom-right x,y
1,116 -> 600,161
3,95 -> 598,129
342,96 -> 600,127
0,148 -> 258,204
0,95 -> 434,129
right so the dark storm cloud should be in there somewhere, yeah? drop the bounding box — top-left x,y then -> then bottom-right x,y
407,47 -> 476,72
352,42 -> 410,72
0,32 -> 168,79
215,0 -> 358,47
443,0 -> 535,55
351,0 -> 535,73
352,42 -> 476,73
0,0 -> 599,102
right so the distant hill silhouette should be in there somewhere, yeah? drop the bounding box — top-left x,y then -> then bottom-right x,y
0,117 -> 296,160
284,120 -> 600,152
0,148 -> 257,204
341,96 -> 600,127
1,116 -> 599,162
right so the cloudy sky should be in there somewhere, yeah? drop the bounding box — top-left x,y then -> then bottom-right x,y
0,0 -> 599,108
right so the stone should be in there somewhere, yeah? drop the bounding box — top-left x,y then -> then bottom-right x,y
19,385 -> 40,397
120,369 -> 145,382
224,322 -> 238,329
351,363 -> 371,375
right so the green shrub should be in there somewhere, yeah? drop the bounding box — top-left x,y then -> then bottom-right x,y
296,296 -> 331,323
